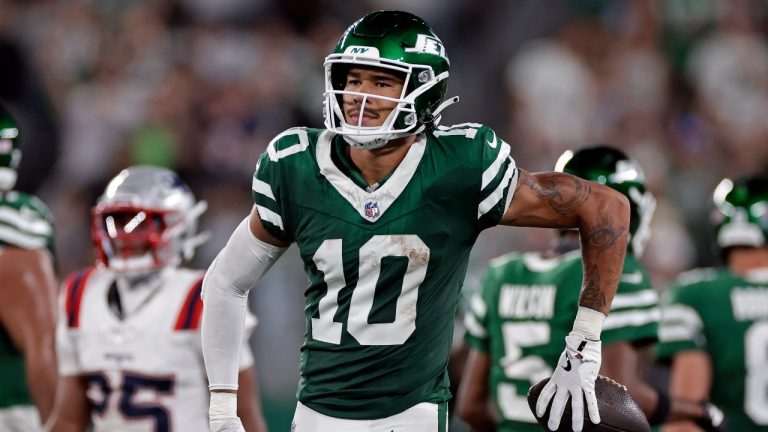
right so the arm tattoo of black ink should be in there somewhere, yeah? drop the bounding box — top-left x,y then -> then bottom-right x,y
584,215 -> 626,252
519,172 -> 591,215
579,264 -> 606,311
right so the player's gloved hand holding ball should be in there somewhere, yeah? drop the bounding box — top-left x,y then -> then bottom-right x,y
536,334 -> 602,432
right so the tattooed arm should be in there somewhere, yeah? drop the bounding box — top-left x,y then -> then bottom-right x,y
501,169 -> 630,314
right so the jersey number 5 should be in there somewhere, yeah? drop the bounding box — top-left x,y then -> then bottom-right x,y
311,235 -> 429,346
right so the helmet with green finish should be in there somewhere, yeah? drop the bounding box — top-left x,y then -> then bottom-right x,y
555,145 -> 656,257
324,10 -> 457,150
0,106 -> 21,190
712,175 -> 768,249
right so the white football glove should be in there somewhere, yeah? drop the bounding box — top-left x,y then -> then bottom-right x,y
210,392 -> 244,432
536,334 -> 602,432
210,416 -> 245,432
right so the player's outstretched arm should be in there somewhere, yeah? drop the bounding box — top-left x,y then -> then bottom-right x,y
43,375 -> 91,432
202,207 -> 288,431
502,169 -> 630,315
504,170 -> 630,432
456,347 -> 496,432
0,248 -> 58,422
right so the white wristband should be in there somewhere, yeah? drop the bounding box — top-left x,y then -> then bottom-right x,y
209,392 -> 238,419
571,306 -> 606,340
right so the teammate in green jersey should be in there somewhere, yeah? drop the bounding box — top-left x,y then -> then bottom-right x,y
0,104 -> 58,430
657,175 -> 768,432
457,146 -> 726,432
200,11 -> 632,432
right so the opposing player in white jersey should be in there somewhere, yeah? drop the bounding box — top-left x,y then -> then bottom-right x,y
45,166 -> 267,432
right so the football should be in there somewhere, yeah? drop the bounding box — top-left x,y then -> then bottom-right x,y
527,375 -> 650,432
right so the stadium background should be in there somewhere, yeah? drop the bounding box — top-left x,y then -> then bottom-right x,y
2,0 -> 767,429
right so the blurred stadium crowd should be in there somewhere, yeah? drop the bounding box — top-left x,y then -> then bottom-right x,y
2,0 -> 768,424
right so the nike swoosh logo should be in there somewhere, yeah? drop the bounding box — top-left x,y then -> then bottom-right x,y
563,352 -> 572,371
620,271 -> 643,284
486,131 -> 498,148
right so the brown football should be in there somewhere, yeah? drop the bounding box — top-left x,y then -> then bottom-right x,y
527,375 -> 650,432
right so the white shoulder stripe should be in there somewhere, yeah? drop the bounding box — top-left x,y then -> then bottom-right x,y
482,141 -> 511,190
0,225 -> 47,249
463,312 -> 487,339
470,294 -> 487,319
603,308 -> 660,330
0,207 -> 52,235
661,304 -> 703,329
478,158 -> 517,219
255,205 -> 284,230
611,289 -> 659,310
658,324 -> 699,343
252,178 -> 276,201
503,167 -> 519,217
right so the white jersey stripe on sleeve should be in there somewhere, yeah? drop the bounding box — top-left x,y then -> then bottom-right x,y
252,178 -> 276,201
661,304 -> 703,329
0,207 -> 52,235
502,166 -> 519,215
0,225 -> 47,249
255,205 -> 284,230
478,159 -> 517,219
610,289 -> 659,310
481,141 -> 511,190
603,307 -> 660,330
469,294 -> 487,319
658,324 -> 699,343
463,311 -> 487,338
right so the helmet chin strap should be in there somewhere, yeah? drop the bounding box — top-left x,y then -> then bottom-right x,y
430,96 -> 460,126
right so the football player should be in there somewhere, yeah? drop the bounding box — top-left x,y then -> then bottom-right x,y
201,10 -> 631,432
45,166 -> 267,432
0,105 -> 58,430
657,175 -> 768,432
457,146 -> 726,432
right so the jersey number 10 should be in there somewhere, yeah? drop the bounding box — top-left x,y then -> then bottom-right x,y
311,235 -> 429,346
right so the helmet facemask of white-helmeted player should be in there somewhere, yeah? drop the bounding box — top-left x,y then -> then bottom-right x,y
91,166 -> 209,279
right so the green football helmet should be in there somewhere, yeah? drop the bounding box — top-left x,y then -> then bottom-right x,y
324,10 -> 458,150
0,106 -> 21,190
712,175 -> 768,249
555,145 -> 656,257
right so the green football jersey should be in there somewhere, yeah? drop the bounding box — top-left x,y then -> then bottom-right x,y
656,267 -> 768,431
252,124 -> 517,419
464,250 -> 658,432
0,190 -> 55,409
0,191 -> 54,253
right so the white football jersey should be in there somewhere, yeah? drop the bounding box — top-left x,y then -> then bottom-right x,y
55,266 -> 255,432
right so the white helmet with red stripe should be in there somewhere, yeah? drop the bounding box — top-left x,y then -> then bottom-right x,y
91,166 -> 208,276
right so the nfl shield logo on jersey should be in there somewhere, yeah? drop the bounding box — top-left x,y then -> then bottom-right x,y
364,201 -> 380,220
